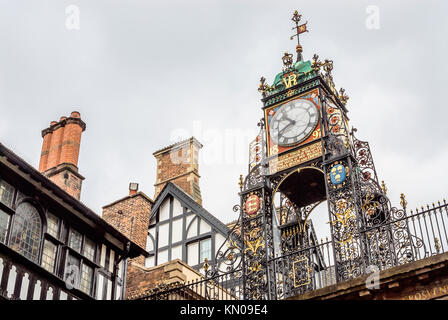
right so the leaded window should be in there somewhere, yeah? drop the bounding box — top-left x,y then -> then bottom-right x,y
41,240 -> 57,272
187,237 -> 212,266
83,237 -> 95,261
199,238 -> 212,263
64,254 -> 80,289
69,229 -> 82,253
0,209 -> 10,243
46,213 -> 60,239
9,202 -> 42,262
0,179 -> 14,208
80,264 -> 93,294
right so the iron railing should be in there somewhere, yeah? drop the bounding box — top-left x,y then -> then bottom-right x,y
136,200 -> 448,300
136,269 -> 243,300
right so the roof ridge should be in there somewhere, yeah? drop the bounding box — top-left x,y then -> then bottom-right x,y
152,136 -> 202,156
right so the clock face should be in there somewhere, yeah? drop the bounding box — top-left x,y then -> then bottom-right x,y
269,99 -> 319,147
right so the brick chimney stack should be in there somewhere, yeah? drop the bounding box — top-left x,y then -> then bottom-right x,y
153,137 -> 202,205
38,111 -> 86,200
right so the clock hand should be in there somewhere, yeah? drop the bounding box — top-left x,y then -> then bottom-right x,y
278,111 -> 297,123
279,120 -> 296,135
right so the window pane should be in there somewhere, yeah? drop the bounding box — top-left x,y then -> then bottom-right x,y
69,229 -> 82,253
106,279 -> 112,300
96,274 -> 105,300
64,254 -> 80,290
83,238 -> 95,261
46,213 -> 59,239
108,249 -> 115,273
200,238 -> 212,263
41,240 -> 57,273
0,179 -> 14,208
10,202 -> 42,262
80,264 -> 93,295
115,284 -> 122,300
15,191 -> 26,206
100,244 -> 107,267
0,209 -> 10,243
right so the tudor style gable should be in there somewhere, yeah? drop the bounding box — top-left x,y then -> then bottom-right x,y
145,182 -> 229,270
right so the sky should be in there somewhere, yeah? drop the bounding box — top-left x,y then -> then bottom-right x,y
0,1 -> 447,241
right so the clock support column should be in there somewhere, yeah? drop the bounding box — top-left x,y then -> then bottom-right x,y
240,173 -> 277,300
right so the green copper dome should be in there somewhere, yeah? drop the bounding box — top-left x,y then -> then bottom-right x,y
272,60 -> 313,87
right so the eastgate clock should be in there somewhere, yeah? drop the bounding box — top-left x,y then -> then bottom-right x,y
269,98 -> 319,147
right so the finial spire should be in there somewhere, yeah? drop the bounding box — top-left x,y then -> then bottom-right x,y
290,10 -> 309,62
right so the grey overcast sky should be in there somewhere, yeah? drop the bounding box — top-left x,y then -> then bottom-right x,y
1,1 -> 447,238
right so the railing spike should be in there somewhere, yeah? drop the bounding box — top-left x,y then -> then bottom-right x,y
400,193 -> 407,210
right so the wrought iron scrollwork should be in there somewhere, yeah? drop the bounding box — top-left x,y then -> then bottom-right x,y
208,205 -> 243,278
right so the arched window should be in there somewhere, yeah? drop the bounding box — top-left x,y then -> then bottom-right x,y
10,202 -> 42,263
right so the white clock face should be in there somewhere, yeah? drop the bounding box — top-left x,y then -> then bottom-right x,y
269,99 -> 319,147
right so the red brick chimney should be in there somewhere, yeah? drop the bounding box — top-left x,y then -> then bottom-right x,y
38,111 -> 86,200
153,137 -> 202,205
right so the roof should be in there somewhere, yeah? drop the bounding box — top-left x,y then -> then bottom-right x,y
150,182 -> 230,236
0,142 -> 148,258
152,136 -> 203,156
102,191 -> 154,209
272,59 -> 313,87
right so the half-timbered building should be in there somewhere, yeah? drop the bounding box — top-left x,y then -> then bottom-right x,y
0,112 -> 146,300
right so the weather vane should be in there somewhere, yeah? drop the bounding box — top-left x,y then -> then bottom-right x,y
290,10 -> 309,62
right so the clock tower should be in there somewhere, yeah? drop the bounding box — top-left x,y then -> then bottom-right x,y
239,11 -> 400,300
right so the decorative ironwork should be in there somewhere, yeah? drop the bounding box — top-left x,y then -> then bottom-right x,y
136,199 -> 448,301
381,180 -> 388,194
135,11 -> 448,302
351,128 -> 381,187
209,204 -> 243,277
338,88 -> 349,105
258,77 -> 272,97
290,10 -> 308,62
282,52 -> 294,70
248,120 -> 265,172
400,193 -> 408,210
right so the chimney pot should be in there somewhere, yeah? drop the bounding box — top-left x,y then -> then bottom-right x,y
70,111 -> 81,118
39,112 -> 86,200
129,182 -> 139,196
